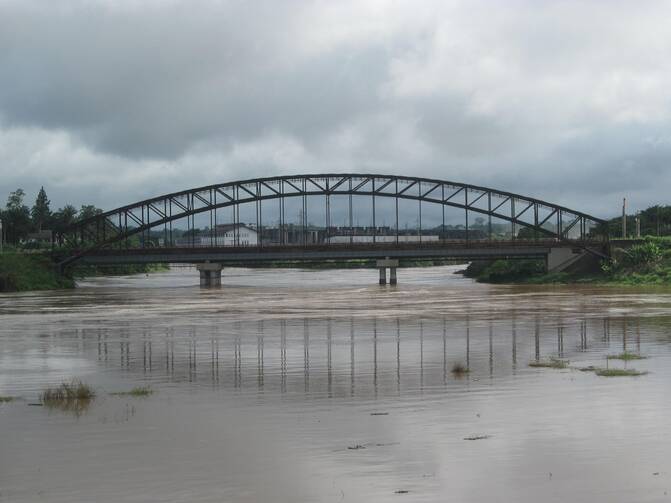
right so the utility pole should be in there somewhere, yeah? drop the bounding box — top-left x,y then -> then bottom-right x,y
635,214 -> 641,238
622,198 -> 627,238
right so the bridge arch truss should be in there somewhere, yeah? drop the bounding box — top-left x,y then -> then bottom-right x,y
57,174 -> 607,261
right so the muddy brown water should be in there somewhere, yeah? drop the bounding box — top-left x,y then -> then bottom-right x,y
1,265 -> 671,502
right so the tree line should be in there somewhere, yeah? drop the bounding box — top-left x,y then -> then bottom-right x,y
606,205 -> 671,238
0,187 -> 102,245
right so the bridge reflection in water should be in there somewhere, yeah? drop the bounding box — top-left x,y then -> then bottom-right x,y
84,314 -> 642,397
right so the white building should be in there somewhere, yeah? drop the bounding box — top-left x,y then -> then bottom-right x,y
329,235 -> 439,244
173,223 -> 258,247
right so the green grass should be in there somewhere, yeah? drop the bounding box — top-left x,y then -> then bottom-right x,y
41,380 -> 96,402
606,352 -> 647,361
110,386 -> 154,397
594,368 -> 648,377
529,357 -> 569,369
464,240 -> 671,286
0,253 -> 74,292
0,395 -> 16,403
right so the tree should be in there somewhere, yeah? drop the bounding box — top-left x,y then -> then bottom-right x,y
51,205 -> 78,234
606,204 -> 671,237
78,205 -> 103,221
7,188 -> 26,211
31,186 -> 51,231
3,189 -> 32,243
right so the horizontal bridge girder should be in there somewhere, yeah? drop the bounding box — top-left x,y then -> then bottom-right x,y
67,243 -> 562,266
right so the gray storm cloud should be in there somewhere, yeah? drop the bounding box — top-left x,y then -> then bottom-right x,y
0,0 -> 670,216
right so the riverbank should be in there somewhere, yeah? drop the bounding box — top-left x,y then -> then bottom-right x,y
72,263 -> 169,278
0,253 -> 74,292
464,237 -> 671,285
0,253 -> 169,292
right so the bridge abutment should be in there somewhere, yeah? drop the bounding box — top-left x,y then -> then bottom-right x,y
546,247 -> 584,273
545,246 -> 604,274
377,258 -> 399,285
197,263 -> 223,287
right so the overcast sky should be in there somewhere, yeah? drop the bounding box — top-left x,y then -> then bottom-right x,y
1,0 -> 670,218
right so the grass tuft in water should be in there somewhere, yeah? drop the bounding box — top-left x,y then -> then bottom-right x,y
110,386 -> 154,397
594,368 -> 648,377
0,396 -> 16,403
451,362 -> 470,376
529,357 -> 569,369
40,380 -> 95,416
41,380 -> 95,402
606,352 -> 647,361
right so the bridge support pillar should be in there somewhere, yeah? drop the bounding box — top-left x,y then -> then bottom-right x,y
376,258 -> 399,286
197,263 -> 223,287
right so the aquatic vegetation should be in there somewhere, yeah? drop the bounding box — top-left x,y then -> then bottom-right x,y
41,380 -> 96,402
529,357 -> 569,369
606,352 -> 647,361
464,435 -> 491,441
40,380 -> 95,416
0,396 -> 16,403
42,396 -> 94,416
451,362 -> 470,376
110,386 -> 154,397
594,368 -> 648,377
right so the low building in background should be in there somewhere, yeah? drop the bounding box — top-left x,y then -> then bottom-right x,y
172,223 -> 258,247
25,229 -> 53,245
329,235 -> 439,244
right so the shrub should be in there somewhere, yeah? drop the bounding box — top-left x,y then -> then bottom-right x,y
470,259 -> 545,283
620,242 -> 662,268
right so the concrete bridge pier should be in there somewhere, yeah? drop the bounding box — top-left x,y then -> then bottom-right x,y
389,266 -> 397,285
377,258 -> 400,285
197,263 -> 223,287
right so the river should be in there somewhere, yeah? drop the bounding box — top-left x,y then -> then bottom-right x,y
1,265 -> 670,502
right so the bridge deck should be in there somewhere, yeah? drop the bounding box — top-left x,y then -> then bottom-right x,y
56,240 -> 606,266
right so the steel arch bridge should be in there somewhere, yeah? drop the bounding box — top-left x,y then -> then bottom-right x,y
55,173 -> 608,268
